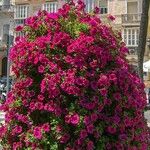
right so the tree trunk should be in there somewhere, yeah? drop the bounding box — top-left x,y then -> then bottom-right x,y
137,0 -> 150,80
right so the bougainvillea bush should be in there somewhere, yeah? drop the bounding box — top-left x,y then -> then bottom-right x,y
0,1 -> 149,150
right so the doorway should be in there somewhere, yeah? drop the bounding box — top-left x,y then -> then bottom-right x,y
2,57 -> 7,77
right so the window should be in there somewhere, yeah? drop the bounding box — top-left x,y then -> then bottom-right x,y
127,2 -> 138,14
15,5 -> 29,38
42,2 -> 58,13
99,0 -> 108,14
15,19 -> 26,26
15,5 -> 29,26
85,0 -> 95,13
100,7 -> 107,14
136,29 -> 139,45
122,28 -> 139,47
15,5 -> 29,19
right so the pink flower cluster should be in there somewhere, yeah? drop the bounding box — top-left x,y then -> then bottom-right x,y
0,1 -> 149,149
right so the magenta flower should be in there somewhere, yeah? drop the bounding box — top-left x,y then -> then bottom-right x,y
83,116 -> 91,125
15,25 -> 23,31
65,115 -> 71,124
94,6 -> 100,14
16,126 -> 22,134
37,94 -> 44,101
98,75 -> 109,87
33,127 -> 42,139
70,113 -> 80,125
99,88 -> 107,96
80,129 -> 87,139
47,13 -> 58,20
107,126 -> 116,134
87,141 -> 94,150
90,113 -> 98,122
60,134 -> 70,143
109,73 -> 117,82
108,15 -> 115,21
13,142 -> 22,150
38,65 -> 45,73
42,123 -> 50,132
87,124 -> 94,134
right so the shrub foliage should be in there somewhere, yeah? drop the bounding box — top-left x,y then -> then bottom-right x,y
0,1 -> 149,150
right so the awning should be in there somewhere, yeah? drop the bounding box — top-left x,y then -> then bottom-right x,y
143,60 -> 150,72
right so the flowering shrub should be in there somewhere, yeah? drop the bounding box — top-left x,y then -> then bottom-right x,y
0,1 -> 149,149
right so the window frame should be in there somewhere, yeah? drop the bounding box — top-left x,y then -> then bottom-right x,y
42,2 -> 58,13
15,5 -> 29,19
99,0 -> 108,14
100,7 -> 108,14
84,0 -> 95,13
122,28 -> 139,47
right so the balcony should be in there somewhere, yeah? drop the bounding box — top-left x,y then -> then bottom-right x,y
0,5 -> 14,12
122,14 -> 141,25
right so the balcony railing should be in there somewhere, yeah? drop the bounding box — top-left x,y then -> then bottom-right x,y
0,5 -> 14,12
122,14 -> 141,24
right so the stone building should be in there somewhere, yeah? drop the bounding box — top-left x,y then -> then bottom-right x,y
0,0 -> 14,77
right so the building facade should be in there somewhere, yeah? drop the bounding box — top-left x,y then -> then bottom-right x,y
0,0 -> 150,77
146,8 -> 150,59
0,0 -> 14,77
